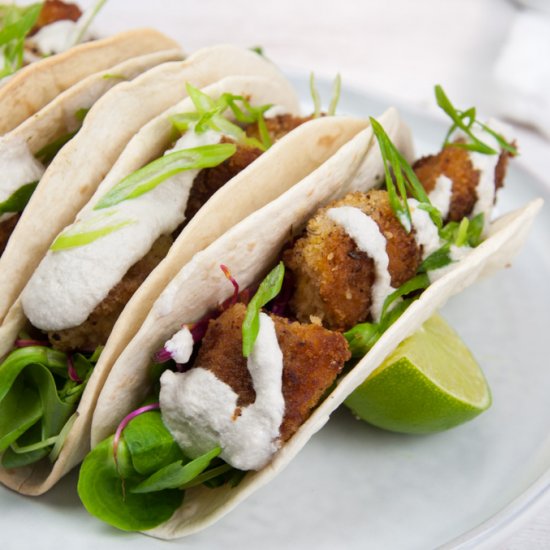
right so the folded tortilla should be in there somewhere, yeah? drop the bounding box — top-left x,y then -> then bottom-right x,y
0,44 -> 297,328
87,112 -> 541,539
0,28 -> 181,134
0,74 -> 370,495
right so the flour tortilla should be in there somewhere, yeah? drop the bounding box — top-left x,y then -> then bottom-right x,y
0,28 -> 181,134
90,115 -> 541,539
0,44 -> 297,325
0,79 -> 368,495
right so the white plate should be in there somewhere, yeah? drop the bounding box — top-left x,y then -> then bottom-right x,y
1,79 -> 549,550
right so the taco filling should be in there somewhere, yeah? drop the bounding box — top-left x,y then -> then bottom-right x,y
77,87 -> 516,532
0,84 -> 308,471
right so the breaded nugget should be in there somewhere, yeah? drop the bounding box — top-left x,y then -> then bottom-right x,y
414,142 -> 510,222
183,138 -> 262,224
246,114 -> 313,143
284,190 -> 421,331
33,0 -> 82,32
194,303 -> 350,442
47,233 -> 173,351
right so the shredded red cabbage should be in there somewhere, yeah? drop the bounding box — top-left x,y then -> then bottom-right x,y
220,264 -> 239,305
67,354 -> 83,383
270,270 -> 295,316
153,347 -> 173,363
14,338 -> 49,348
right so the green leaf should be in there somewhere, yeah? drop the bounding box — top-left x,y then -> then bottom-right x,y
78,435 -> 183,532
419,244 -> 452,273
242,262 -> 285,357
0,378 -> 41,452
123,410 -> 183,476
0,181 -> 38,215
0,345 -> 97,467
344,322 -> 380,358
67,0 -> 107,48
0,3 -> 42,78
94,144 -> 236,210
379,273 -> 429,320
50,212 -> 135,251
131,447 -> 221,494
35,130 -> 78,164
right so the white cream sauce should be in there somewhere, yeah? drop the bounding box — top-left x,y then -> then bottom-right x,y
27,20 -> 82,56
165,326 -> 194,364
428,174 -> 453,220
22,128 -> 222,331
407,199 -> 441,260
0,135 -> 45,222
327,206 -> 393,321
160,312 -> 285,471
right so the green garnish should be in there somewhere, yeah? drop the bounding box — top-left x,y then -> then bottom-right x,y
435,85 -> 517,156
242,262 -> 285,358
170,83 -> 272,151
50,212 -> 135,251
369,116 -> 441,232
0,3 -> 42,79
309,72 -> 342,118
35,131 -> 77,164
94,143 -> 236,210
36,107 -> 89,164
345,274 -> 430,357
78,408 -> 234,531
0,345 -> 97,468
0,181 -> 38,215
67,0 -> 107,48
309,72 -> 321,118
102,72 -> 125,80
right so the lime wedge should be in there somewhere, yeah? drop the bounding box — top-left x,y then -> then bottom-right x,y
344,314 -> 491,434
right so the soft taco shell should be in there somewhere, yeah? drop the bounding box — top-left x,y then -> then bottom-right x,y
0,28 -> 180,134
0,77 -> 364,495
0,45 -> 296,325
90,116 -> 540,538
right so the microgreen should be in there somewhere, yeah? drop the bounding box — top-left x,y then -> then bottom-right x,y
435,85 -> 517,156
0,3 -> 42,79
67,0 -> 107,48
242,262 -> 285,358
0,181 -> 38,215
0,344 -> 98,468
50,211 -> 135,251
370,116 -> 441,232
309,72 -> 342,118
78,407 -> 237,531
170,83 -> 272,151
94,143 -> 236,210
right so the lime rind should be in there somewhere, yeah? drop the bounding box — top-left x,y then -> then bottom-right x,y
345,314 -> 492,434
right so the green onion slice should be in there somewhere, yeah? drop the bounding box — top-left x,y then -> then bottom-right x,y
242,262 -> 285,357
94,143 -> 236,210
50,211 -> 135,251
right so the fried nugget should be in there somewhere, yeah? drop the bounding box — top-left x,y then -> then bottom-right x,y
246,114 -> 313,143
47,234 -> 173,351
33,0 -> 82,33
194,303 -> 350,442
413,142 -> 510,222
183,138 -> 262,225
284,190 -> 421,331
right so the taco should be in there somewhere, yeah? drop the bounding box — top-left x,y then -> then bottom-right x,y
0,71 -> 372,495
0,44 -> 297,327
0,0 -> 180,133
79,91 -> 541,537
